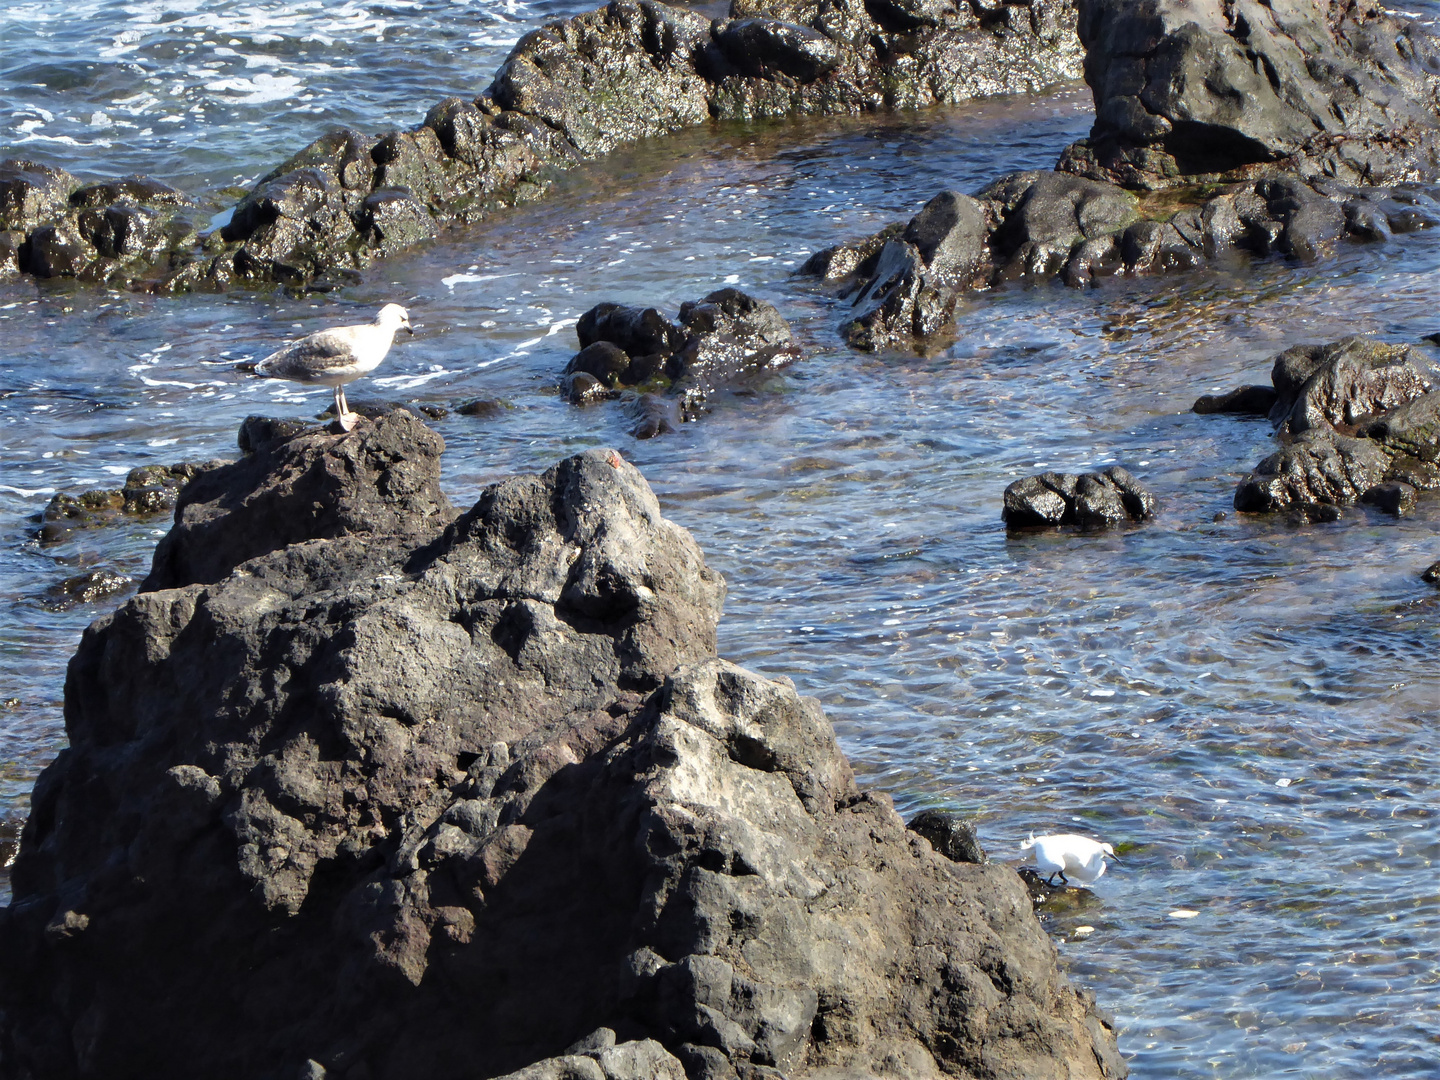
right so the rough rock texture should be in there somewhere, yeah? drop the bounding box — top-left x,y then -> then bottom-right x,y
37,461 -> 225,545
0,160 -> 202,287
803,171 -> 1440,350
562,289 -> 800,436
1057,0 -> 1440,190
1266,337 -> 1434,432
3,0 -> 1082,291
1002,465 -> 1158,528
907,809 -> 988,865
1214,337 -> 1440,515
1,413 -> 1124,1080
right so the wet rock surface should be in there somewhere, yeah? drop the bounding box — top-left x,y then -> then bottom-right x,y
37,461 -> 224,544
563,289 -> 800,436
805,171 -> 1440,351
1002,465 -> 1158,529
1203,337 -> 1440,517
40,570 -> 135,612
2,0 -> 1082,291
0,413 -> 1124,1080
1422,559 -> 1440,583
1057,0 -> 1440,191
907,809 -> 988,865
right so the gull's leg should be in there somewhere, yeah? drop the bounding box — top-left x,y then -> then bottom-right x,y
336,385 -> 358,431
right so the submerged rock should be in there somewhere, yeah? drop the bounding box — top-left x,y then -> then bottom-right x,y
563,288 -> 800,436
1003,465 -> 1158,530
37,460 -> 224,544
40,570 -> 134,611
1212,337 -> 1440,516
1,412 -> 1124,1080
1192,385 -> 1277,416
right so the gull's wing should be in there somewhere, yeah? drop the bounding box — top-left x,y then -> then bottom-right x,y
256,327 -> 363,380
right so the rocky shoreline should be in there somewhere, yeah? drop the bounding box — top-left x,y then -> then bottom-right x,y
0,412 -> 1125,1079
0,0 -> 1083,293
5,0 -> 1440,316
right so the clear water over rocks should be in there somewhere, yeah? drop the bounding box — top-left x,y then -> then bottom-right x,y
1,1 -> 1437,1078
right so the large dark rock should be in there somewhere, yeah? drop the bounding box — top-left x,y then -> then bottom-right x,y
988,172 -> 1138,278
0,416 -> 1123,1080
2,159 -> 200,287
1059,0 -> 1440,190
1234,429 -> 1393,513
836,190 -> 988,350
564,289 -> 800,434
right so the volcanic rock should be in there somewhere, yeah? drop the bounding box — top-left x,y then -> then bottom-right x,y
1,412 -> 1124,1080
1191,385 -> 1277,416
1058,0 -> 1440,190
1267,337 -> 1433,432
563,289 -> 800,434
3,0 -> 1085,291
37,461 -> 224,545
1220,338 -> 1440,515
1003,465 -> 1158,529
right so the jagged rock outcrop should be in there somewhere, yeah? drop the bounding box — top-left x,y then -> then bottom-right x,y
1002,465 -> 1158,529
1057,0 -> 1440,190
3,0 -> 1082,291
804,171 -> 1440,351
562,289 -> 800,437
1200,337 -> 1440,516
0,411 -> 1124,1080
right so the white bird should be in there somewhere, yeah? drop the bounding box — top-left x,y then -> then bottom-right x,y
1020,832 -> 1118,886
254,303 -> 414,431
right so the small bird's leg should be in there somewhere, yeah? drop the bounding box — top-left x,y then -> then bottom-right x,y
1045,871 -> 1061,886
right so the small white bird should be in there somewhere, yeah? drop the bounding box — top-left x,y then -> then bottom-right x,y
254,303 -> 414,431
1020,832 -> 1118,886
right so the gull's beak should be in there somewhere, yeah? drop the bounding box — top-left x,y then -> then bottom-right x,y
404,322 -> 415,336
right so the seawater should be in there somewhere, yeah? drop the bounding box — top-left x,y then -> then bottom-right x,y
1,3 -> 1438,1078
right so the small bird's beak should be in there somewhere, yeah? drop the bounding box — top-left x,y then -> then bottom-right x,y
404,323 -> 415,336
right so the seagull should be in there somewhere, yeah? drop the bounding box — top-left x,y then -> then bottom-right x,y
1020,832 -> 1118,886
254,304 -> 413,431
